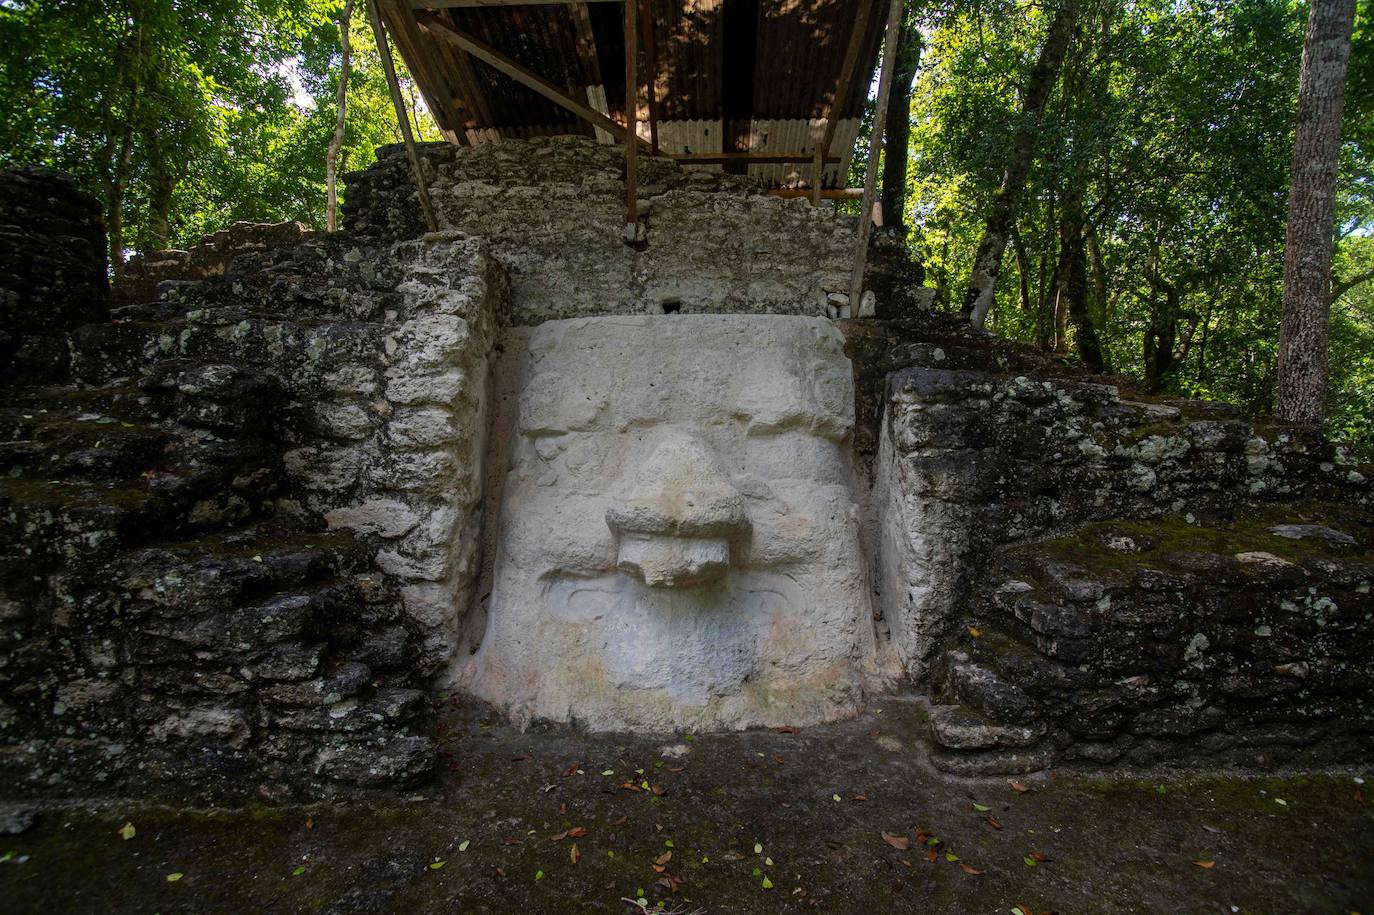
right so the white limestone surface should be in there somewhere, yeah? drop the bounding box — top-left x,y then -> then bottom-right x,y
462,315 -> 892,731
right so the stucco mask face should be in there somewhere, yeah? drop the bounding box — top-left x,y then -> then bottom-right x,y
466,315 -> 880,730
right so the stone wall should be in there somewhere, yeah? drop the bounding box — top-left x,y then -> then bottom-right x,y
2,226 -> 507,800
0,168 -> 108,382
342,137 -> 861,323
112,220 -> 315,305
2,144 -> 1371,799
872,323 -> 1374,773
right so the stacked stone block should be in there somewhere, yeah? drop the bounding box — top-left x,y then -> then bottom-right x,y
873,323 -> 1374,773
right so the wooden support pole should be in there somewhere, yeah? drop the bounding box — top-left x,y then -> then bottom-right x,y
415,10 -> 652,151
624,0 -> 640,241
640,0 -> 660,156
812,0 -> 875,204
368,0 -> 439,231
848,0 -> 903,312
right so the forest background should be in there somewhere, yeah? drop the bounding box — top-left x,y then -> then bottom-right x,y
1,0 -> 1370,451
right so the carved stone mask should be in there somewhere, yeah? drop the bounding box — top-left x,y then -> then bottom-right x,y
464,315 -> 883,730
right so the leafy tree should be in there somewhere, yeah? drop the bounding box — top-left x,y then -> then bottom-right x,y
0,0 -> 435,263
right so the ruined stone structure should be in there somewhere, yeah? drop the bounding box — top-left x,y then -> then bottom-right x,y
113,220 -> 316,306
1,138 -> 1370,802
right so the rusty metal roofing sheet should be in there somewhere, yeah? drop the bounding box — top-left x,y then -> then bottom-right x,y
385,0 -> 883,187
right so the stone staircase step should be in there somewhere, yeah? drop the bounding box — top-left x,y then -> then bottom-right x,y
928,703 -> 1046,751
928,743 -> 1054,777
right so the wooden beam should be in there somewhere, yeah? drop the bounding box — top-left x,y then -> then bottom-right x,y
569,2 -> 605,141
411,0 -> 619,8
768,188 -> 864,200
367,0 -> 440,232
640,0 -> 660,156
414,10 -> 652,151
379,0 -> 465,143
849,0 -> 903,311
812,0 -> 875,204
624,0 -> 639,241
670,152 -> 841,165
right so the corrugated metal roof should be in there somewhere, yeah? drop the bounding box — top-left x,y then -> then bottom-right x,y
381,0 -> 882,188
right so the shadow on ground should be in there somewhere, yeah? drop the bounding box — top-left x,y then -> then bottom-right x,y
2,696 -> 1371,914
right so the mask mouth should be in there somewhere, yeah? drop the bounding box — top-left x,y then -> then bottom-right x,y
614,532 -> 731,588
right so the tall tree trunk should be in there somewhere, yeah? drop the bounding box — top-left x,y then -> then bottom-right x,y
1034,193 -> 1057,350
959,0 -> 1080,328
327,0 -> 357,232
1143,277 -> 1180,394
1276,0 -> 1356,425
880,3 -> 922,236
108,109 -> 137,279
1052,193 -> 1105,371
1011,225 -> 1032,315
144,123 -> 178,251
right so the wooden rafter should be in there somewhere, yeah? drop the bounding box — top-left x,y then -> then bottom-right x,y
849,0 -> 903,309
811,0 -> 875,204
379,0 -> 463,144
414,9 -> 653,151
367,0 -> 440,231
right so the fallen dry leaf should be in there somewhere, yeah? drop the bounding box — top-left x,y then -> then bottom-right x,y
651,783 -> 667,796
984,815 -> 1003,831
550,830 -> 568,842
567,826 -> 588,838
1029,850 -> 1051,863
510,753 -> 532,762
561,762 -> 581,777
776,726 -> 799,734
501,837 -> 523,846
558,803 -> 567,816
1009,780 -> 1031,793
570,843 -> 581,865
667,766 -> 684,773
1192,859 -> 1215,869
852,794 -> 868,801
611,815 -> 629,826
881,831 -> 911,850
915,828 -> 933,844
926,845 -> 938,863
899,857 -> 913,868
959,863 -> 984,876
655,851 -> 673,866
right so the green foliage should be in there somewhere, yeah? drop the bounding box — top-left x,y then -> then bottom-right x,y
902,0 -> 1373,451
0,0 -> 435,258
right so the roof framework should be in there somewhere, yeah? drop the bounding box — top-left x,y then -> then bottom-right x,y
373,0 -> 888,191
365,0 -> 904,301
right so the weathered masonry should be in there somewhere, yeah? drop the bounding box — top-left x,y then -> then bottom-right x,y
1,139 -> 1371,802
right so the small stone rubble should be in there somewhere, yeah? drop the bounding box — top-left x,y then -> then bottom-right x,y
113,220 -> 316,305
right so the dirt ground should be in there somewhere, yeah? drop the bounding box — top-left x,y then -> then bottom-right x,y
2,696 -> 1371,914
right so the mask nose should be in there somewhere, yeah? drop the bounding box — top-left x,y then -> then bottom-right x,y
605,434 -> 749,588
